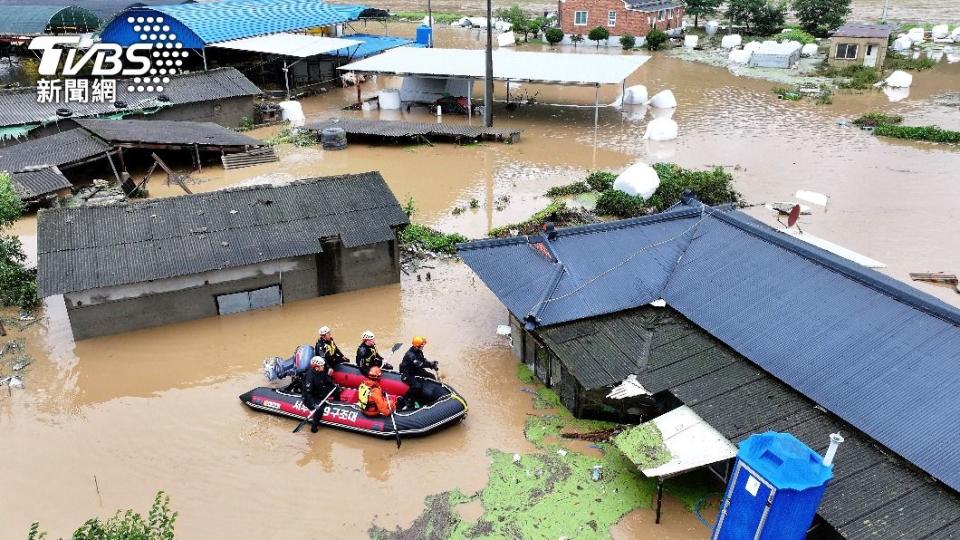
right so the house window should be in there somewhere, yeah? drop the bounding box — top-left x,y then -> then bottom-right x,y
574,11 -> 587,25
608,10 -> 616,27
835,43 -> 858,59
658,9 -> 665,20
216,285 -> 282,315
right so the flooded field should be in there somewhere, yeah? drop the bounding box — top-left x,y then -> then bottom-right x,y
3,23 -> 960,539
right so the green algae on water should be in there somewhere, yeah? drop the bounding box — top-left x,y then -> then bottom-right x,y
613,422 -> 672,470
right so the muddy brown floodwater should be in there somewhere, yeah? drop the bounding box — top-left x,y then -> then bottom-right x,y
3,23 -> 959,539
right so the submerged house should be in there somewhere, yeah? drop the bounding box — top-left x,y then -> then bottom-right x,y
828,23 -> 894,68
459,199 -> 960,538
37,172 -> 409,339
558,0 -> 684,41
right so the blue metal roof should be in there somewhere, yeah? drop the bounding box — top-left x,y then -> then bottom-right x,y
339,33 -> 419,59
100,0 -> 367,46
459,200 -> 960,493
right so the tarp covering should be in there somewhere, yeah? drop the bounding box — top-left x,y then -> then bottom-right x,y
339,47 -> 650,86
618,406 -> 737,478
211,33 -> 361,58
340,33 -> 419,59
0,5 -> 100,36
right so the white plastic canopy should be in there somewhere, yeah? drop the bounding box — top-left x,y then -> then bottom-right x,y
630,406 -> 738,478
211,33 -> 361,58
338,47 -> 649,86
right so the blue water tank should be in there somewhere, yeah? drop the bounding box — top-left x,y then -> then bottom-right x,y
416,25 -> 433,46
712,432 -> 833,540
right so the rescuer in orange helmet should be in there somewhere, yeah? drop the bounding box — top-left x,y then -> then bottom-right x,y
358,367 -> 393,417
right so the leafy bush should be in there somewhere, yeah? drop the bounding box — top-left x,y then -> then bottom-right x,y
0,173 -> 38,309
620,34 -> 636,50
570,34 -> 584,48
391,11 -> 461,24
400,224 -> 469,254
648,163 -> 740,211
545,27 -> 564,44
488,201 -> 578,237
645,28 -> 668,50
588,26 -> 610,47
779,28 -> 816,44
545,181 -> 592,197
237,117 -> 255,131
852,112 -> 903,127
792,0 -> 852,37
885,53 -> 936,71
585,171 -> 617,191
402,195 -> 416,217
872,124 -> 960,144
29,491 -> 177,540
595,189 -> 646,217
772,86 -> 802,100
820,64 -> 880,89
266,127 -> 316,147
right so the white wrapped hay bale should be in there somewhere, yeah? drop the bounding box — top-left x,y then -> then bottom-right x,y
782,40 -> 802,52
643,117 -> 679,141
614,162 -> 661,199
728,48 -> 752,64
705,20 -> 720,35
892,35 -> 914,51
744,41 -> 762,53
952,27 -> 960,42
647,89 -> 677,109
907,27 -> 925,43
885,70 -> 913,88
494,20 -> 512,32
932,24 -> 950,39
684,35 -> 699,48
278,100 -> 305,127
497,31 -> 516,47
721,34 -> 742,49
801,43 -> 819,56
623,84 -> 649,105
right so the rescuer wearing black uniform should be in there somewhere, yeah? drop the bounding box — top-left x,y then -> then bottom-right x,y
315,325 -> 347,368
356,330 -> 394,376
303,356 -> 341,433
398,336 -> 437,411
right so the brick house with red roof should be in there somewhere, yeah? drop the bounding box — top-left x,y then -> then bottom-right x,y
558,0 -> 684,39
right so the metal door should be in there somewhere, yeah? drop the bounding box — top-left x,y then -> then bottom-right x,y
216,285 -> 282,315
712,461 -> 777,540
864,45 -> 878,67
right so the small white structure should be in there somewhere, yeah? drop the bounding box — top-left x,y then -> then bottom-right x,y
801,43 -> 819,57
494,20 -> 512,32
705,20 -> 720,35
721,34 -> 743,49
647,89 -> 677,109
684,35 -> 699,49
907,27 -> 926,43
749,41 -> 801,68
643,117 -> 678,141
613,162 -> 660,199
497,31 -> 516,47
744,41 -> 762,53
278,100 -> 305,127
623,84 -> 649,105
377,89 -> 401,110
885,70 -> 913,88
932,24 -> 950,39
728,49 -> 752,64
892,35 -> 914,51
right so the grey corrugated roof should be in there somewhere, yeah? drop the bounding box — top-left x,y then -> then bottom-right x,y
537,305 -> 960,538
624,0 -> 682,12
74,119 -> 265,147
832,23 -> 896,39
0,128 -> 112,173
10,166 -> 73,199
0,67 -> 261,129
37,171 -> 408,296
460,201 -> 960,493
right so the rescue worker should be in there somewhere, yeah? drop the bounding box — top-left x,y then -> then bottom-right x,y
356,330 -> 392,375
315,326 -> 347,368
358,367 -> 393,417
397,336 -> 438,411
303,356 -> 341,433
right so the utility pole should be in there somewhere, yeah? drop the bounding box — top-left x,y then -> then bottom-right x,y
880,0 -> 890,22
483,0 -> 494,127
427,0 -> 434,47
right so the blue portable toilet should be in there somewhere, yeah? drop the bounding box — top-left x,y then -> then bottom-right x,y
712,432 -> 837,540
416,25 -> 433,47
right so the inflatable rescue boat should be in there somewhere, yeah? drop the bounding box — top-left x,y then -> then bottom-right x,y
239,345 -> 468,438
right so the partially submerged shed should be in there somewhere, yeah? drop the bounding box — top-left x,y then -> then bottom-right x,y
748,41 -> 801,68
829,23 -> 895,68
37,172 -> 409,339
0,129 -> 114,201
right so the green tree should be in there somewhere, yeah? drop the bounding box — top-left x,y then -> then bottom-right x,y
588,26 -> 610,47
792,0 -> 851,36
545,27 -> 564,44
753,0 -> 787,35
684,0 -> 724,27
495,5 -> 530,37
620,34 -> 637,49
570,33 -> 584,48
725,0 -> 763,33
525,19 -> 541,42
645,28 -> 669,50
0,173 -> 37,309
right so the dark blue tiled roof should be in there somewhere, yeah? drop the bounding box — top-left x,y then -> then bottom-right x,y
459,201 -> 960,492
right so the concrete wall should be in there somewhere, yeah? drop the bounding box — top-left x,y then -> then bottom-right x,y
64,238 -> 400,340
828,36 -> 888,68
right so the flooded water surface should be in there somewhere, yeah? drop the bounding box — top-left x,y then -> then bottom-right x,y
2,23 -> 959,539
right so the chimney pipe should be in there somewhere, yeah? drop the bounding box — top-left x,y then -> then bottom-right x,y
823,433 -> 844,466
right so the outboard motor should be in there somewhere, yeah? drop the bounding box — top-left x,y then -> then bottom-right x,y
263,345 -> 316,382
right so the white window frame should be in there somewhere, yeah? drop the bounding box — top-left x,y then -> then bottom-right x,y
574,10 -> 588,26
608,10 -> 617,27
658,9 -> 665,21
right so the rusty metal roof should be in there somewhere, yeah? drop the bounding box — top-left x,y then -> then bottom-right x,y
832,23 -> 897,39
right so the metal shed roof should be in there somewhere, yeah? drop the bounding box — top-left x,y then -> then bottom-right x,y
99,0 -> 367,46
211,33 -> 361,58
0,5 -> 100,36
339,47 -> 650,85
460,201 -> 960,493
10,166 -> 73,200
37,172 -> 409,296
341,33 -> 418,59
0,128 -> 112,174
832,23 -> 897,39
74,118 -> 265,147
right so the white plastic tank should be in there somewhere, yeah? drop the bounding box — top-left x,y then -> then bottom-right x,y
721,34 -> 742,49
278,100 -> 305,128
377,89 -> 401,110
643,117 -> 679,141
885,70 -> 913,88
623,84 -> 649,105
728,49 -> 752,64
497,31 -> 516,47
705,20 -> 720,35
801,43 -> 819,56
613,162 -> 661,199
684,35 -> 699,48
932,24 -> 949,39
883,86 -> 910,102
648,89 -> 677,109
